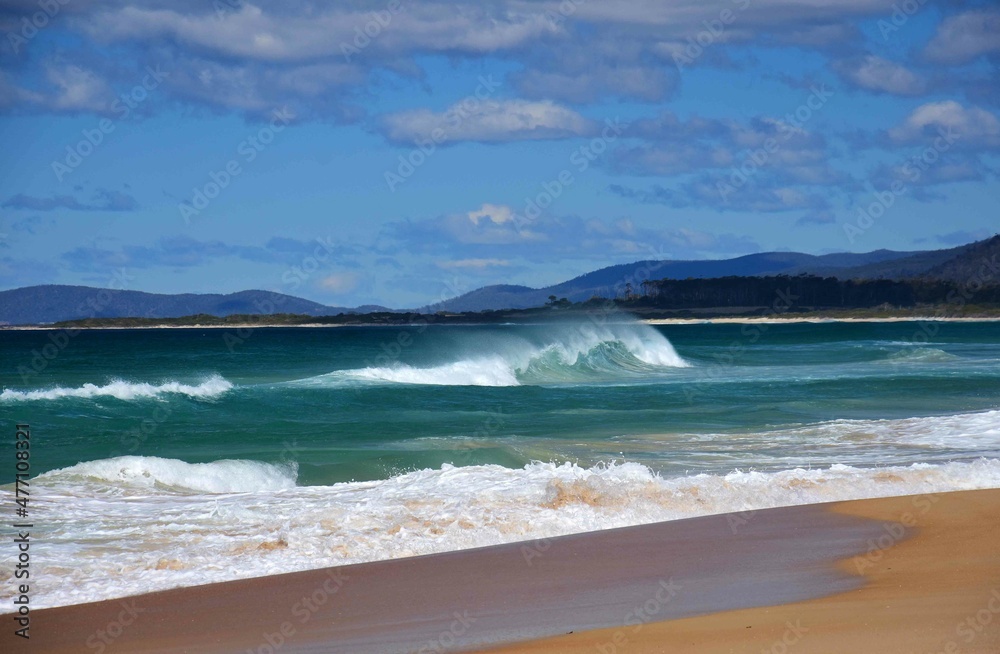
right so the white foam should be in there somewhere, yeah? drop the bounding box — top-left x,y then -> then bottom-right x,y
5,456 -> 998,610
348,356 -> 521,386
0,375 -> 233,402
802,409 -> 1000,449
38,456 -> 297,494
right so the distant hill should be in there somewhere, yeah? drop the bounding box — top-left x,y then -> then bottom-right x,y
803,238 -> 998,281
920,235 -> 1000,284
423,248 -> 923,312
424,237 -> 1000,312
0,286 -> 385,325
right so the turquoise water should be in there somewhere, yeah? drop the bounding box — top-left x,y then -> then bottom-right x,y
2,318 -> 999,607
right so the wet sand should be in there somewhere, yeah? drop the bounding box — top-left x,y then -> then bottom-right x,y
6,489 -> 999,653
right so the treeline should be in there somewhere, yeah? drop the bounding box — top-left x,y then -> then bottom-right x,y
624,275 -> 1000,309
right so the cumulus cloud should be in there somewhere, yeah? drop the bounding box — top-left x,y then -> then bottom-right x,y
467,203 -> 515,225
381,204 -> 758,261
82,3 -> 563,62
866,152 -> 992,201
43,64 -> 115,113
0,0 -> 918,119
887,101 -> 1000,147
924,9 -> 1000,64
607,111 -> 844,213
834,55 -> 925,95
378,99 -> 595,145
513,64 -> 676,104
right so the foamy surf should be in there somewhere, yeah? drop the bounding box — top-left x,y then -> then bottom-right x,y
38,456 -> 297,494
0,375 -> 232,402
295,322 -> 689,387
4,456 -> 999,609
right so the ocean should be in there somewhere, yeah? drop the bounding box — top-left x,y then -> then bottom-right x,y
2,317 -> 1000,609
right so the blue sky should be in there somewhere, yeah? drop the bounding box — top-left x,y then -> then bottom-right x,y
1,0 -> 998,308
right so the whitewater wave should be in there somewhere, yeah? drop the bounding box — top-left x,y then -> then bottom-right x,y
0,375 -> 233,402
792,409 -> 1000,450
885,347 -> 958,364
7,455 -> 999,609
295,322 -> 689,387
38,456 -> 297,494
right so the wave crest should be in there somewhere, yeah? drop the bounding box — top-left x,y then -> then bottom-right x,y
297,322 -> 689,387
37,456 -> 296,493
0,375 -> 233,402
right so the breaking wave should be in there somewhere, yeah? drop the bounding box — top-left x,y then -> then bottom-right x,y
0,375 -> 233,402
294,322 -> 689,387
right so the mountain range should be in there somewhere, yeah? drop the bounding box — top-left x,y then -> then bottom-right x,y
1,236 -> 996,325
0,287 -> 388,326
422,235 -> 1000,312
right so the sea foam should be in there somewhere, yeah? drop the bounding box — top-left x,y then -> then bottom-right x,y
38,456 -> 297,493
7,455 -> 999,610
0,375 -> 233,402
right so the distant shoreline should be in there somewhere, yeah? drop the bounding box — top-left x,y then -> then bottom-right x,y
3,315 -> 1000,330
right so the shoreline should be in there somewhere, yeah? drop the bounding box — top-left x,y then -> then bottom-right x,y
484,488 -> 1000,653
3,315 -> 1000,330
7,488 -> 999,653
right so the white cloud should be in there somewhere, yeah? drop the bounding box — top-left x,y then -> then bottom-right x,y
436,258 -> 511,269
888,101 -> 1000,146
319,272 -> 363,294
924,9 -> 1000,64
467,204 -> 514,226
45,64 -> 114,113
379,99 -> 595,144
83,4 -> 562,63
835,55 -> 925,96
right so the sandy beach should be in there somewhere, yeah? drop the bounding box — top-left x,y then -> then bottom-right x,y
8,488 -> 998,653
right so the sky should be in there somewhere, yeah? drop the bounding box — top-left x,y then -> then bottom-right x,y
0,0 -> 998,309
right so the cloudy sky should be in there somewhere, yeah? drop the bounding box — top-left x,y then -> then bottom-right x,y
1,0 -> 998,308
